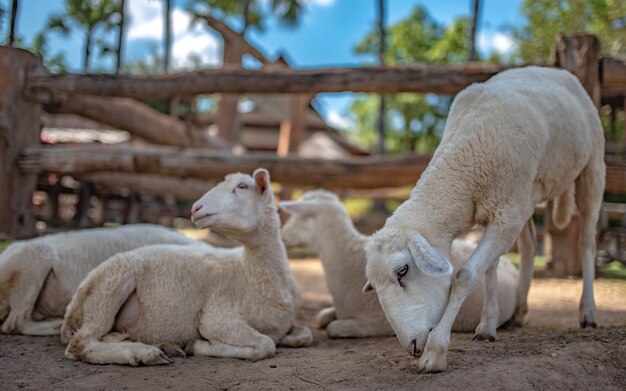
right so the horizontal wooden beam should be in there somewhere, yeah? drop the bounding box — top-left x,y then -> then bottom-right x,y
20,144 -> 431,189
19,144 -> 626,193
26,63 -> 513,99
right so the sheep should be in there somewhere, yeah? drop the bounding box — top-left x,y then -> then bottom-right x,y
363,66 -> 605,373
60,169 -> 312,366
279,189 -> 519,338
0,224 -> 206,336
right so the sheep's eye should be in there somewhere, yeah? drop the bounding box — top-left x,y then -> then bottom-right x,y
237,183 -> 248,190
396,265 -> 409,287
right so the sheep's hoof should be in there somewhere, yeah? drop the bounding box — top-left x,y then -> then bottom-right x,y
498,317 -> 520,331
580,318 -> 597,329
417,351 -> 447,374
141,350 -> 174,366
472,333 -> 496,342
159,342 -> 187,358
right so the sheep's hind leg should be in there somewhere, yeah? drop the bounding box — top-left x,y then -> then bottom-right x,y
473,259 -> 499,341
510,219 -> 536,328
575,157 -> 605,328
316,306 -> 336,328
190,318 -> 276,361
65,338 -> 172,366
1,266 -> 52,335
278,325 -> 313,347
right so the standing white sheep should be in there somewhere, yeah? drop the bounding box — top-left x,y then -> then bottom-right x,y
60,169 -> 312,366
280,189 -> 519,338
364,66 -> 605,373
0,224 -> 205,336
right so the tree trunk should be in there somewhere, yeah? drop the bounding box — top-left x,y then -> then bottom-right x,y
25,63 -> 512,99
469,0 -> 480,61
163,0 -> 171,73
375,0 -> 386,155
115,0 -> 126,74
8,0 -> 18,46
547,34 -> 601,277
0,47 -> 42,239
83,26 -> 93,72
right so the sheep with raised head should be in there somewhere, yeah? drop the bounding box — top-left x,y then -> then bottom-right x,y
280,189 -> 519,338
364,66 -> 605,373
60,169 -> 312,366
0,224 -> 206,336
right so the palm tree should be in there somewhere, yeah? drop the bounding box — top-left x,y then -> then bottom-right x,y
8,0 -> 18,46
188,0 -> 305,36
46,0 -> 117,72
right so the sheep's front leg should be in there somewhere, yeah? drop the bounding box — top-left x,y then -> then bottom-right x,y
16,318 -> 64,335
473,260 -> 499,341
278,325 -> 313,347
65,338 -> 172,366
418,223 -> 522,374
190,318 -> 276,361
327,318 -> 391,338
316,306 -> 336,328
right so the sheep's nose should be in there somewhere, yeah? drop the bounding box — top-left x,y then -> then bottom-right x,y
411,340 -> 422,357
191,204 -> 203,214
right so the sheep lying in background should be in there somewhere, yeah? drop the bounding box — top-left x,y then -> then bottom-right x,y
0,224 -> 205,336
61,169 -> 312,366
364,66 -> 605,373
280,190 -> 519,338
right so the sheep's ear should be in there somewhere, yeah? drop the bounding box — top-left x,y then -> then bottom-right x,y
362,281 -> 375,293
407,233 -> 453,277
253,168 -> 271,195
279,200 -> 320,216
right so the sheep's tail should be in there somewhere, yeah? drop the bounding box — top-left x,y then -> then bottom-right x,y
551,185 -> 577,230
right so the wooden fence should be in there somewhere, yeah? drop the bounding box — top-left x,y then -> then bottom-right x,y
1,33 -> 625,243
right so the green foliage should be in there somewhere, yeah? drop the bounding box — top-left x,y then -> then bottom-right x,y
599,261 -> 626,280
187,0 -> 305,34
349,6 -> 471,153
512,0 -> 626,62
43,0 -> 119,71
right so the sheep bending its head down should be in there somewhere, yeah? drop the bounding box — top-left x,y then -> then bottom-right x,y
364,66 -> 605,373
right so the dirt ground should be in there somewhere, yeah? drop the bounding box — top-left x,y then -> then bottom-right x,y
1,258 -> 625,391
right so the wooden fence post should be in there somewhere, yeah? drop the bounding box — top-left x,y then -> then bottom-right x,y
0,47 -> 42,239
546,34 -> 601,276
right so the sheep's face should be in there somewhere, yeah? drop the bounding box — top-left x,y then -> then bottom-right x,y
364,232 -> 453,357
279,190 -> 343,247
191,169 -> 273,236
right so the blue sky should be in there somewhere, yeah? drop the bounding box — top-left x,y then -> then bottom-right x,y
1,0 -> 524,128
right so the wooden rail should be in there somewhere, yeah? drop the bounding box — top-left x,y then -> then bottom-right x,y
20,144 -> 626,192
26,63 -> 513,99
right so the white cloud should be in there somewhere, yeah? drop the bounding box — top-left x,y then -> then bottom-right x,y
326,109 -> 354,130
492,33 -> 514,53
127,1 -> 220,69
477,32 -> 515,56
304,0 -> 336,6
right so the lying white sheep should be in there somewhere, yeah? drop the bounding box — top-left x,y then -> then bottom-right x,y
0,224 -> 205,336
280,190 -> 519,338
364,66 -> 605,373
60,169 -> 312,366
